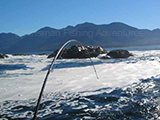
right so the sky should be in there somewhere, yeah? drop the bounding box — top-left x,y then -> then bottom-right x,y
0,0 -> 160,36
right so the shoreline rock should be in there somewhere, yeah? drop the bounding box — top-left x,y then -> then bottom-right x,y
12,54 -> 30,56
39,53 -> 48,56
48,45 -> 107,59
0,53 -> 8,58
107,49 -> 133,58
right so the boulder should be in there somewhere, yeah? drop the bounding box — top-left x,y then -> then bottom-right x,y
0,53 -> 8,58
48,45 -> 107,59
107,49 -> 133,58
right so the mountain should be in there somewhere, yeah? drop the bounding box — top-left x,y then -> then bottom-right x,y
0,33 -> 20,52
1,22 -> 160,54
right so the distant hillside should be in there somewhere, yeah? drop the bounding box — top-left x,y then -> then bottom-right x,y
1,22 -> 160,53
0,33 -> 20,52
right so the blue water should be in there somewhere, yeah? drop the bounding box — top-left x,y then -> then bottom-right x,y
0,64 -> 34,78
0,64 -> 31,71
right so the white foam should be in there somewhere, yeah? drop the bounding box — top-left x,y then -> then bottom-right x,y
1,50 -> 160,102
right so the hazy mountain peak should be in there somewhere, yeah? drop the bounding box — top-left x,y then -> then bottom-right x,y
109,22 -> 127,25
107,22 -> 139,30
152,28 -> 160,32
65,25 -> 74,29
75,22 -> 95,29
37,26 -> 57,32
108,22 -> 131,27
0,33 -> 20,37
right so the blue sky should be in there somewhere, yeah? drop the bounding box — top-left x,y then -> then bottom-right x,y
1,0 -> 160,36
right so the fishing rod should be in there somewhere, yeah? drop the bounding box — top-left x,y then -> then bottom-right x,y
33,40 -> 99,120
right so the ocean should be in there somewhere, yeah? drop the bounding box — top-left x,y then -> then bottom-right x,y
0,45 -> 160,120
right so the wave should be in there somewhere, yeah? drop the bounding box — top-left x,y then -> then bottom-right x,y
0,76 -> 159,120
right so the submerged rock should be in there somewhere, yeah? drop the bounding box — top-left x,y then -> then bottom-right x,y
0,53 -> 8,58
107,49 -> 133,58
48,45 -> 107,59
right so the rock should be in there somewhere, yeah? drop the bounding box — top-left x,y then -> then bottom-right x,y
4,54 -> 8,58
107,49 -> 133,58
0,53 -> 4,58
12,54 -> 29,56
85,46 -> 107,58
48,45 -> 107,59
0,53 -> 8,58
39,53 -> 48,55
47,49 -> 59,58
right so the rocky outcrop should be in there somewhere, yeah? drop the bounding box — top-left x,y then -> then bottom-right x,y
48,45 -> 107,59
107,49 -> 133,58
48,46 -> 133,59
0,53 -> 8,58
12,54 -> 29,56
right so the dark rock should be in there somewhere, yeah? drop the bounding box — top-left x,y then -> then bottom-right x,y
107,49 -> 133,58
0,53 -> 8,58
39,53 -> 48,55
12,54 -> 29,56
0,53 -> 4,58
47,49 -> 59,58
4,54 -> 8,58
47,45 -> 107,59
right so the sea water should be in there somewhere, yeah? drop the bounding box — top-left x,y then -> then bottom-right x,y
0,45 -> 160,119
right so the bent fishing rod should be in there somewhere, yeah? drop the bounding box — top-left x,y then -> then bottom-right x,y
33,39 -> 99,120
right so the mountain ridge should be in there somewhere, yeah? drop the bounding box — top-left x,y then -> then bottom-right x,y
1,22 -> 160,54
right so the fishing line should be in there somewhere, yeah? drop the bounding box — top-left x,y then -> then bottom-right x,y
33,40 -> 99,120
